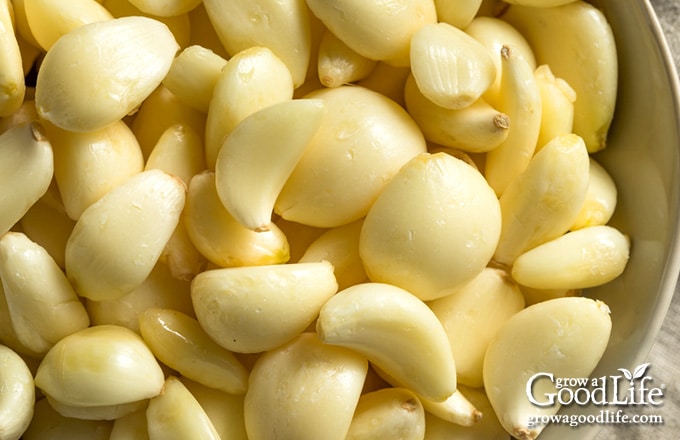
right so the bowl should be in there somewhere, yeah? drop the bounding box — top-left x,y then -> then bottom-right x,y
544,0 -> 680,438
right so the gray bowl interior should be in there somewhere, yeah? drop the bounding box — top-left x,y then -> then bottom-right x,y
540,0 -> 680,438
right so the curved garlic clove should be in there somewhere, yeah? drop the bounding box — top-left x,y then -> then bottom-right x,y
317,29 -> 377,88
570,158 -> 618,230
0,232 -> 90,355
419,388 -> 482,428
35,16 -> 179,132
244,332 -> 367,440
0,122 -> 53,236
191,261 -> 338,353
65,170 -> 186,301
22,399 -> 113,440
34,325 -> 166,408
0,344 -> 35,440
45,396 -> 147,421
346,388 -> 425,440
45,119 -> 145,221
145,123 -> 206,187
0,0 -> 27,117
534,64 -> 576,151
24,0 -> 113,51
180,378 -> 248,440
410,22 -> 496,110
204,46 -> 294,169
139,308 -> 249,394
317,282 -> 457,402
359,152 -> 501,301
484,44 -> 542,196
428,267 -> 525,388
202,0 -> 312,87
511,225 -> 630,290
493,133 -> 590,265
404,75 -> 510,153
305,0 -> 436,66
146,376 -> 221,440
184,171 -> 290,267
483,297 -> 612,440
215,99 -> 327,232
276,85 -> 427,228
162,44 -> 228,113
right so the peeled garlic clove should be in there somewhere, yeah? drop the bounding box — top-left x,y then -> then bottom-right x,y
483,297 -> 612,440
493,133 -> 590,265
24,0 -> 113,51
464,16 -> 537,109
204,46 -> 294,169
180,378 -> 248,440
276,85 -> 427,228
202,0 -> 311,87
244,332 -> 367,440
570,158 -> 618,230
418,389 -> 482,428
65,170 -> 186,302
511,225 -> 630,290
0,344 -> 35,440
357,62 -> 411,106
435,0 -> 482,29
0,0 -> 26,117
359,152 -> 501,301
45,396 -> 147,421
45,120 -> 145,221
410,22 -> 496,110
215,99 -> 326,232
317,29 -> 377,88
34,325 -> 165,407
298,219 -> 368,290
317,282 -> 457,402
0,232 -> 90,355
429,267 -> 525,388
484,44 -> 542,196
22,398 -> 113,440
0,122 -> 53,236
146,376 -> 221,440
184,171 -> 290,267
534,64 -> 576,151
35,16 -> 179,132
109,405 -> 148,440
404,75 -> 510,153
346,388 -> 425,440
128,0 -> 202,17
191,261 -> 338,353
306,0 -> 437,66
139,308 -> 249,394
162,45 -> 228,113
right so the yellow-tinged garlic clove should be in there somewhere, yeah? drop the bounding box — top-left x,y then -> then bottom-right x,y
359,152 -> 501,301
139,308 -> 249,394
534,64 -> 576,151
317,29 -> 377,88
180,378 -> 248,440
346,388 -> 425,440
127,0 -> 202,17
215,99 -> 327,232
201,0 -> 311,87
0,232 -> 90,355
317,282 -> 457,402
22,398 -> 113,440
65,169 -> 186,302
45,396 -> 148,421
570,158 -> 618,230
109,405 -> 149,440
483,297 -> 612,439
418,389 -> 482,428
24,0 -> 113,51
275,85 -> 427,228
45,120 -> 145,221
511,225 -> 630,290
305,0 -> 437,66
429,267 -> 525,388
0,0 -> 26,117
204,46 -> 294,170
162,45 -> 228,113
0,122 -> 53,236
493,133 -> 590,265
35,16 -> 179,133
34,325 -> 165,408
404,75 -> 510,153
183,171 -> 290,267
244,332 -> 367,440
410,22 -> 496,110
191,261 -> 338,353
146,376 -> 221,440
0,344 -> 35,440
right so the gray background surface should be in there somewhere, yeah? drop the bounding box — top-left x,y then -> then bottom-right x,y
595,1 -> 680,438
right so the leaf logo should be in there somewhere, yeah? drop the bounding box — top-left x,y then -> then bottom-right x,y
618,363 -> 651,385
